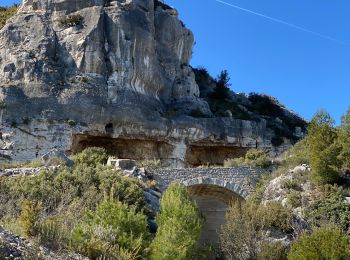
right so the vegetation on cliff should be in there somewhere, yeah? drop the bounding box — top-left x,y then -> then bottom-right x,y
193,67 -> 307,144
0,5 -> 17,30
0,148 -> 204,259
218,106 -> 350,260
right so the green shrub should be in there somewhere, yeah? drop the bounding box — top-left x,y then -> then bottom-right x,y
284,138 -> 310,166
258,241 -> 287,260
100,173 -> 146,212
305,186 -> 350,233
262,202 -> 294,233
220,201 -> 262,259
71,200 -> 150,259
136,159 -> 162,170
220,201 -> 293,260
19,200 -> 41,237
282,179 -> 302,191
0,161 -> 147,255
37,217 -> 70,250
224,149 -> 271,168
287,190 -> 302,208
72,147 -> 108,167
150,183 -> 203,260
58,14 -> 84,28
288,227 -> 350,260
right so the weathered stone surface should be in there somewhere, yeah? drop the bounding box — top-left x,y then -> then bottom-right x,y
0,166 -> 59,177
41,148 -> 73,166
0,0 -> 305,165
150,166 -> 266,198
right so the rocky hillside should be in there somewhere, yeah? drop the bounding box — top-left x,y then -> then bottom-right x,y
0,0 -> 306,166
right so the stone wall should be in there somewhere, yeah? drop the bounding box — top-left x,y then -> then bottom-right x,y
149,166 -> 267,198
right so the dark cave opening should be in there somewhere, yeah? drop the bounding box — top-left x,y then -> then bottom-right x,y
71,134 -> 174,160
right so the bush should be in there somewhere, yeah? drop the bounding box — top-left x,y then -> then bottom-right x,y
248,172 -> 275,204
288,227 -> 350,260
58,14 -> 84,28
282,179 -> 302,191
37,217 -> 70,250
261,202 -> 294,233
71,200 -> 150,259
258,241 -> 287,260
220,201 -> 293,260
0,159 -> 147,255
304,186 -> 350,233
224,149 -> 271,168
287,190 -> 302,208
136,159 -> 162,170
72,147 -> 108,167
150,183 -> 203,260
19,200 -> 41,237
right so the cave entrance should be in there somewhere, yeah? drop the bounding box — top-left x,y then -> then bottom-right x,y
187,184 -> 244,248
185,145 -> 249,167
71,134 -> 174,160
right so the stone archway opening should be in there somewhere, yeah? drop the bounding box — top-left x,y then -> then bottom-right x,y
187,184 -> 244,248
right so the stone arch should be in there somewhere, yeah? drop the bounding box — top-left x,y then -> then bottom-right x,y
179,177 -> 247,248
180,176 -> 249,200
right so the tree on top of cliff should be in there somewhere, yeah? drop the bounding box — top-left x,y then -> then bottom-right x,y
210,70 -> 231,100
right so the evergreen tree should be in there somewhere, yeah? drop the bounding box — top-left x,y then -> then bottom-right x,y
210,70 -> 231,100
308,110 -> 341,185
337,107 -> 350,173
150,183 -> 203,260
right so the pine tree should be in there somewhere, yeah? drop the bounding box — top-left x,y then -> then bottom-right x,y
337,107 -> 350,173
308,110 -> 341,184
210,70 -> 231,100
150,183 -> 203,260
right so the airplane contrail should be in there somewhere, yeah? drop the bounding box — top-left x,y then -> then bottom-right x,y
215,0 -> 349,46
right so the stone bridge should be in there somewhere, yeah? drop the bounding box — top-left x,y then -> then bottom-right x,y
149,167 -> 267,246
150,166 -> 266,199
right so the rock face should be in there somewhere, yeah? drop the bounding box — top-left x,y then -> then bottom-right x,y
0,0 -> 305,166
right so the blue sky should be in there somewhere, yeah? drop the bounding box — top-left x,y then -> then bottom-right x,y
2,0 -> 350,122
166,0 -> 350,123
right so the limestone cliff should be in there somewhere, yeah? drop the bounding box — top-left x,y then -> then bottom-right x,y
0,0 -> 306,167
